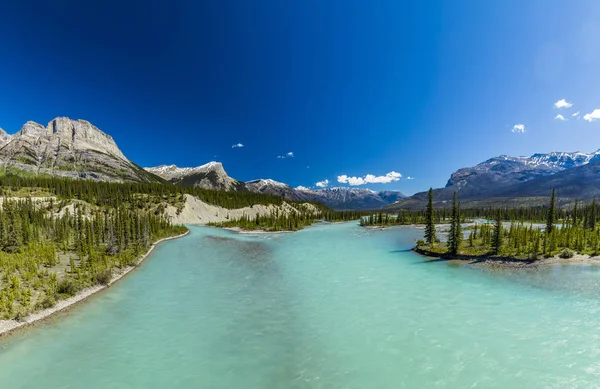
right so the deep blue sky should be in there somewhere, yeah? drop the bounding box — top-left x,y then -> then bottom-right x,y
1,1 -> 600,194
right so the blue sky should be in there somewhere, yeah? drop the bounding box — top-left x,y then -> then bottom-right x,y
1,1 -> 600,195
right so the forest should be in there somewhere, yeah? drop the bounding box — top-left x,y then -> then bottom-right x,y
208,206 -> 364,231
415,188 -> 600,260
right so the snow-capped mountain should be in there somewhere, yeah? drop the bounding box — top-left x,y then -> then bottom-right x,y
0,117 -> 159,182
245,180 -> 405,210
445,150 -> 600,196
146,164 -> 405,210
145,162 -> 244,191
391,150 -> 600,210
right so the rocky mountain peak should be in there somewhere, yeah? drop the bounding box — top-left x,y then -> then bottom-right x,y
145,161 -> 241,190
0,128 -> 11,146
0,117 -> 158,183
18,121 -> 47,138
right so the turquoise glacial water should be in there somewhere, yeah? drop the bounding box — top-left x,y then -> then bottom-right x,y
3,223 -> 600,388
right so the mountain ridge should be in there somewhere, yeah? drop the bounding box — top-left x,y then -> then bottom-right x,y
391,149 -> 600,210
146,164 -> 406,210
0,117 -> 162,183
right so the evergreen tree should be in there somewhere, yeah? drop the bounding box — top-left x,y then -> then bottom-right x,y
546,189 -> 556,234
447,191 -> 462,255
589,200 -> 597,231
424,188 -> 436,246
491,210 -> 503,255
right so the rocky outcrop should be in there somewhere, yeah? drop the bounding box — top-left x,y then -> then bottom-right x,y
0,128 -> 11,147
0,117 -> 160,182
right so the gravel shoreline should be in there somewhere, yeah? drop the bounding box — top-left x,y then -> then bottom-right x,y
0,230 -> 190,338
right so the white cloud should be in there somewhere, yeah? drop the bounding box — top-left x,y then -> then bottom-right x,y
511,124 -> 526,133
554,99 -> 573,109
337,171 -> 402,186
231,143 -> 244,148
406,176 -> 415,180
296,186 -> 311,191
277,151 -> 294,159
554,114 -> 566,121
315,179 -> 329,188
584,109 -> 600,122
573,111 -> 580,117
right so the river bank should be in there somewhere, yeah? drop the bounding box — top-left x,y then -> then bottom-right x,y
413,245 -> 600,268
0,230 -> 190,338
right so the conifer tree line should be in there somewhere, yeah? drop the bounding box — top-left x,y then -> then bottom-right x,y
0,196 -> 186,321
0,173 -> 288,210
417,188 -> 600,260
208,206 -> 365,231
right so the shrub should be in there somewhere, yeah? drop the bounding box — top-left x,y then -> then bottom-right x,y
559,248 -> 575,259
14,309 -> 27,322
94,269 -> 112,285
39,295 -> 56,309
57,279 -> 78,296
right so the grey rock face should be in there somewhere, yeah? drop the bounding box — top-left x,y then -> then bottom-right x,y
0,128 -> 11,147
145,162 -> 244,190
0,117 -> 159,182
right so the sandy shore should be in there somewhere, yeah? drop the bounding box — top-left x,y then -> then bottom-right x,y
0,230 -> 190,338
223,227 -> 296,234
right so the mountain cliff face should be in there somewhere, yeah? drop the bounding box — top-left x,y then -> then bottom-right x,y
0,117 -> 160,182
145,162 -> 246,191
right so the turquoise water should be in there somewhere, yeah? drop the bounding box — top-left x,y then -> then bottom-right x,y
2,223 -> 600,388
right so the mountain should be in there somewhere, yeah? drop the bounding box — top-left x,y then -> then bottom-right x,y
295,187 -> 406,210
0,117 -> 161,182
146,164 -> 405,210
391,150 -> 600,210
245,179 -> 300,199
493,159 -> 600,200
245,179 -> 405,210
145,162 -> 246,191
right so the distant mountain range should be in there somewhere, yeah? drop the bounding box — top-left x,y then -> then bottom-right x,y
391,151 -> 600,209
146,164 -> 406,210
12,117 -> 598,212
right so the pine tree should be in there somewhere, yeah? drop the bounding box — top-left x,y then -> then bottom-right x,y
447,191 -> 462,255
424,188 -> 436,246
589,200 -> 597,231
491,210 -> 503,255
546,189 -> 556,234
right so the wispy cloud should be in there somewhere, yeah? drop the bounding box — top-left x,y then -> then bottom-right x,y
337,171 -> 402,186
277,151 -> 294,159
231,143 -> 244,148
554,99 -> 573,109
554,114 -> 566,121
511,124 -> 525,133
573,111 -> 580,117
584,109 -> 600,122
406,176 -> 415,180
315,179 -> 329,188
